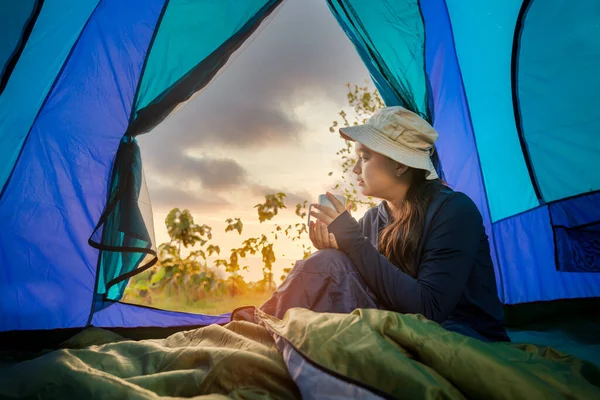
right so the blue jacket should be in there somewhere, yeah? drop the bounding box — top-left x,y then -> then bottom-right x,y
328,183 -> 509,342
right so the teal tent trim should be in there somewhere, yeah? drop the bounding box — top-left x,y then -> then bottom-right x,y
326,0 -> 443,179
325,0 -> 432,121
88,137 -> 155,305
128,0 -> 284,137
0,0 -> 44,94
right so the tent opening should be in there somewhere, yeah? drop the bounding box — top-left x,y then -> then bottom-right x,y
112,0 -> 379,316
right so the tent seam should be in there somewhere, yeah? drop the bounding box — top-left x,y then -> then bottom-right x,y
127,0 -> 172,126
511,0 -> 543,203
492,189 -> 600,225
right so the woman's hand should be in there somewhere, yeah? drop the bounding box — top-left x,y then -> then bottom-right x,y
309,220 -> 340,249
308,192 -> 352,250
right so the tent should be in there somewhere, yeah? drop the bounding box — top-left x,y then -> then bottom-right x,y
1,0 -> 599,345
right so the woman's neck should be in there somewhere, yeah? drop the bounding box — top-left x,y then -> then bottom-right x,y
383,185 -> 410,215
384,199 -> 402,216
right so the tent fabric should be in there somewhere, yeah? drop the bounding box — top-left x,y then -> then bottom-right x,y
133,0 -> 281,119
0,0 -> 599,332
550,191 -> 600,273
516,0 -> 600,203
326,0 -> 431,120
0,0 -> 101,194
91,301 -> 229,328
493,204 -> 600,304
444,0 -> 538,222
89,137 -> 156,307
419,0 -> 503,298
0,0 -> 42,94
0,1 -> 35,76
0,0 -> 165,331
439,0 -> 600,303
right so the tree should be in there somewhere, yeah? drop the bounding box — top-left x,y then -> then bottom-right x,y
145,208 -> 220,302
328,82 -> 383,210
215,217 -> 248,296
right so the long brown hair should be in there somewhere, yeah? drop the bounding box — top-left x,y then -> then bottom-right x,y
378,169 -> 444,277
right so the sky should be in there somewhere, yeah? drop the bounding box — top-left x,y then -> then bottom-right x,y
137,0 -> 375,283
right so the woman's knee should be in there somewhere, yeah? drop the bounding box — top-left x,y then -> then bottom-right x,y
302,249 -> 354,271
308,248 -> 348,261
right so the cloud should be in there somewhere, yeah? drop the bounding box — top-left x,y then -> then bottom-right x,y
166,101 -> 305,150
148,182 -> 313,229
177,156 -> 247,191
145,154 -> 311,211
149,186 -> 230,212
138,0 -> 369,153
250,184 -> 311,207
145,153 -> 248,191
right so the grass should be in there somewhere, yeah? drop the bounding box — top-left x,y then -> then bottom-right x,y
122,290 -> 273,315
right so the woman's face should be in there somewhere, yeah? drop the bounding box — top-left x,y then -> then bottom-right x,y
352,142 -> 407,199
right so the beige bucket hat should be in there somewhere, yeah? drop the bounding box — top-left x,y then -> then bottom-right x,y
339,106 -> 439,180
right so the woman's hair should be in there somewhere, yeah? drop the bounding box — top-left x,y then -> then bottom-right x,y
378,168 -> 444,277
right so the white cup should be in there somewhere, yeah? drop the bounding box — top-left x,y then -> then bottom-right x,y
307,194 -> 347,227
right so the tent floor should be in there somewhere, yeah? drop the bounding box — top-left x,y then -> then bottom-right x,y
504,297 -> 600,366
507,313 -> 600,367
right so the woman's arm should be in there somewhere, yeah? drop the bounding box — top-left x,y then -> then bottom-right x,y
327,193 -> 483,323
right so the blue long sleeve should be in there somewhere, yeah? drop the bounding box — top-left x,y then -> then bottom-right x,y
327,193 -> 483,323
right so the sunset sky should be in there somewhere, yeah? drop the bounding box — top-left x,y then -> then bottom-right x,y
138,0 -> 376,282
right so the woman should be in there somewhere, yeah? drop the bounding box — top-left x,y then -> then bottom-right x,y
306,106 -> 508,342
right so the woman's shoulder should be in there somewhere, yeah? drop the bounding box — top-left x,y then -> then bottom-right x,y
429,183 -> 483,222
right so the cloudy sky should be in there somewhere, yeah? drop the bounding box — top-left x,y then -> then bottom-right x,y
138,0 -> 374,282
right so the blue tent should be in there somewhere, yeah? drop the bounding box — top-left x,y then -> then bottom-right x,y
1,0 -> 599,335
